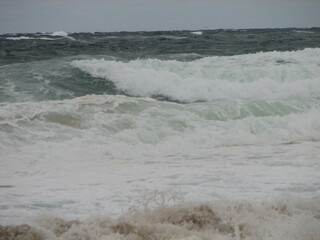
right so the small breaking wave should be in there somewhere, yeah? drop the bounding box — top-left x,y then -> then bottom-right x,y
6,36 -> 55,41
50,31 -> 69,37
191,31 -> 203,35
293,30 -> 315,34
49,31 -> 75,40
1,196 -> 319,240
6,36 -> 36,40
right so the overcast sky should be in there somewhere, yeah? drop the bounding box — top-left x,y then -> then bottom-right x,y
0,0 -> 319,34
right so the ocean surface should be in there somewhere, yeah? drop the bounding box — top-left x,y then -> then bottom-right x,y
0,28 -> 320,240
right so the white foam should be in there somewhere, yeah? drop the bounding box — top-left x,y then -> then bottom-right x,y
191,31 -> 203,35
50,31 -> 69,37
50,31 -> 75,40
160,35 -> 187,40
6,36 -> 36,40
6,36 -> 55,41
38,37 -> 55,41
71,48 -> 320,102
293,30 -> 315,34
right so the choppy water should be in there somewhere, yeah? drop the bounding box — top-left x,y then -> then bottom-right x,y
0,29 -> 320,240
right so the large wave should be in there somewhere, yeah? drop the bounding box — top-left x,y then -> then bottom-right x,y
71,48 -> 320,102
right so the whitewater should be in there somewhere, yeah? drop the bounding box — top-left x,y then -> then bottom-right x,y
0,29 -> 320,240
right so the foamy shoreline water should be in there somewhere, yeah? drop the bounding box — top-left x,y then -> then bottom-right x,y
1,196 -> 320,240
1,29 -> 320,239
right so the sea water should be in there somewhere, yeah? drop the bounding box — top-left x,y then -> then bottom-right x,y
0,29 -> 320,240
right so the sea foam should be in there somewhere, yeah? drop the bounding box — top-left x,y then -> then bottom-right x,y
1,94 -> 319,158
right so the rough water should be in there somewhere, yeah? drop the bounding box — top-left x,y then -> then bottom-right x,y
0,28 -> 320,240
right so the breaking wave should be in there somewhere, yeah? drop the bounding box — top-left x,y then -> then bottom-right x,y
191,31 -> 203,35
1,195 -> 319,240
49,31 -> 69,37
71,48 -> 320,102
6,36 -> 55,41
1,94 -> 319,159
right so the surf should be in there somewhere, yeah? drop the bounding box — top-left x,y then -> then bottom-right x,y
71,48 -> 320,102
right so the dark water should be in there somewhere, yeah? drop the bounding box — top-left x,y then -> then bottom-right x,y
1,28 -> 320,66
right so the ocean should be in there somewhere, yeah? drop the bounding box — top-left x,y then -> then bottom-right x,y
0,28 -> 320,240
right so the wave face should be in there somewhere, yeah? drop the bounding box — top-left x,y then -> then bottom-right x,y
1,29 -> 320,237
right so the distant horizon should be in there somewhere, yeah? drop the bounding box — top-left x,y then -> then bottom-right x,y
1,26 -> 320,35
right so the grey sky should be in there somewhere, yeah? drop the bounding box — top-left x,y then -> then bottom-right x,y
0,0 -> 319,34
